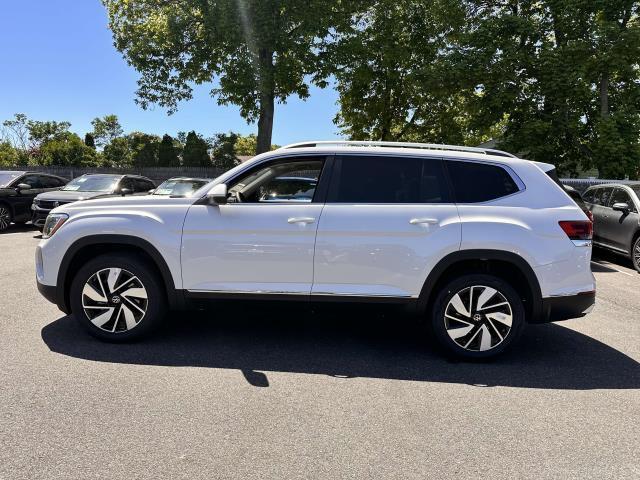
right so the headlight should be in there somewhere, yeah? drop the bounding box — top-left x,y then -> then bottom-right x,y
42,213 -> 69,239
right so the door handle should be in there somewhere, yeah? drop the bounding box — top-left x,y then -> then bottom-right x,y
288,217 -> 316,224
409,217 -> 438,225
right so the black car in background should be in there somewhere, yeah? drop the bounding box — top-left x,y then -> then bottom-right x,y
151,177 -> 212,197
32,174 -> 155,229
0,171 -> 68,232
583,183 -> 640,272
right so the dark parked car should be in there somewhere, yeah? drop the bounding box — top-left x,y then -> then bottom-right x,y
583,183 -> 640,272
32,174 -> 155,229
152,177 -> 212,197
0,171 -> 68,232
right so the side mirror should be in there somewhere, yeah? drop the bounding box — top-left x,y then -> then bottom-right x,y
612,202 -> 630,212
207,183 -> 228,205
120,188 -> 133,196
148,189 -> 155,194
15,183 -> 31,192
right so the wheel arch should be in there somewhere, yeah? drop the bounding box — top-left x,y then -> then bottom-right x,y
417,250 -> 543,323
56,235 -> 184,313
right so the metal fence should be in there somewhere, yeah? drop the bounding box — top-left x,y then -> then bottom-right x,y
1,165 -> 225,185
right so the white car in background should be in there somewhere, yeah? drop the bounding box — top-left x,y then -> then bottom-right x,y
35,141 -> 595,359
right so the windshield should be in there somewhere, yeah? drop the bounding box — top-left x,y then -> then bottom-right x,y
0,173 -> 22,188
629,185 -> 640,197
62,175 -> 120,192
153,179 -> 210,197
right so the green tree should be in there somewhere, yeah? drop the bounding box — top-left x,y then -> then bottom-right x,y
103,137 -> 133,167
27,120 -> 72,147
182,131 -> 210,167
234,133 -> 277,155
39,132 -> 99,166
128,132 -> 160,168
91,114 -> 124,148
330,0 -> 474,143
211,133 -> 240,171
158,134 -> 180,167
84,133 -> 96,149
103,0 -> 354,154
0,142 -> 18,167
456,0 -> 640,177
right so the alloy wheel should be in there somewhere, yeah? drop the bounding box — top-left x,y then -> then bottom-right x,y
0,207 -> 10,230
81,267 -> 148,333
444,285 -> 513,352
634,240 -> 640,269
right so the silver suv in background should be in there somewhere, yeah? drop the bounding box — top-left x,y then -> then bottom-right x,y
32,174 -> 155,229
583,183 -> 640,272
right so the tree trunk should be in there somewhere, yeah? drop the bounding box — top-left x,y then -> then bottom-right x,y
256,92 -> 274,154
256,48 -> 275,154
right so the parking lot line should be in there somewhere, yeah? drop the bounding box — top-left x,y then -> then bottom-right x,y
591,260 -> 635,277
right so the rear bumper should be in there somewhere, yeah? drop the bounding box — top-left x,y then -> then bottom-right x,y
533,291 -> 596,324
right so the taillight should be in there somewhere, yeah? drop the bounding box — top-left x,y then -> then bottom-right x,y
559,220 -> 593,240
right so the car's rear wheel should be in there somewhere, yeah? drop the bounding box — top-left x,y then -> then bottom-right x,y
0,205 -> 12,232
631,236 -> 640,273
430,274 -> 525,359
69,253 -> 166,341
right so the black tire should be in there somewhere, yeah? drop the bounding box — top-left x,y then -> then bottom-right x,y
631,236 -> 640,273
69,253 -> 167,341
430,274 -> 525,359
0,204 -> 12,232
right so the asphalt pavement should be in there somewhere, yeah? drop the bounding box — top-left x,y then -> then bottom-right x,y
1,225 -> 638,479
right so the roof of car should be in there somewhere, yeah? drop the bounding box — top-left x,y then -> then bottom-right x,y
0,171 -> 67,179
586,182 -> 640,189
266,141 -> 555,172
76,173 -> 153,181
162,177 -> 212,182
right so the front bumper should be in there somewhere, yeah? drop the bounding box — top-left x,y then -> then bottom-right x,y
31,206 -> 52,227
37,278 -> 70,314
534,291 -> 596,323
37,279 -> 58,305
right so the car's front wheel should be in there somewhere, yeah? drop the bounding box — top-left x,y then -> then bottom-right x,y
430,274 -> 525,359
631,236 -> 640,273
0,205 -> 12,232
69,253 -> 166,341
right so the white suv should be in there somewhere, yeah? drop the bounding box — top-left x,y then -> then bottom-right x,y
35,141 -> 595,358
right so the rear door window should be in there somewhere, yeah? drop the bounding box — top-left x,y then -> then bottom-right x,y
133,178 -> 155,192
328,155 -> 450,203
600,187 -> 614,207
445,161 -> 520,203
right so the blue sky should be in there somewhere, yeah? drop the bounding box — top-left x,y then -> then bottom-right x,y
0,0 -> 343,145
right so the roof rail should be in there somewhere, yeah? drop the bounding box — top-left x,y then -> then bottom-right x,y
278,140 -> 518,158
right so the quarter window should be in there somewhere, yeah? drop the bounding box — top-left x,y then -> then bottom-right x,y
328,156 -> 450,203
446,161 -> 519,203
582,189 -> 595,203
